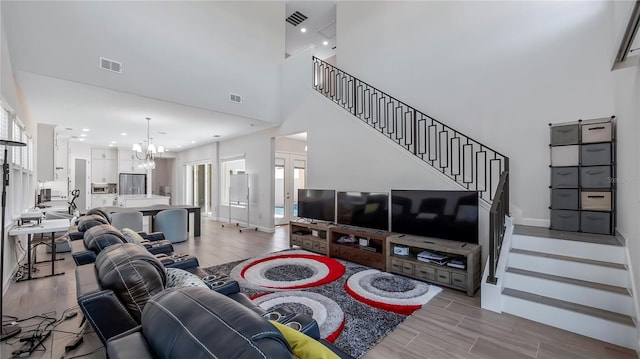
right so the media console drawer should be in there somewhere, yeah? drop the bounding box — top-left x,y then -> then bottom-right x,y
414,264 -> 435,281
436,269 -> 451,285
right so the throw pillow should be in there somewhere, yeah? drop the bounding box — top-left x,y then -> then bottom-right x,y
165,268 -> 209,289
121,228 -> 145,244
270,320 -> 340,359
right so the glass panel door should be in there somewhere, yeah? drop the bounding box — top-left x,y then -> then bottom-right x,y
274,153 -> 306,225
274,157 -> 286,224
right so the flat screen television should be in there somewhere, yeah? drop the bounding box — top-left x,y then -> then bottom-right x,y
336,192 -> 389,231
391,190 -> 479,244
297,189 -> 335,223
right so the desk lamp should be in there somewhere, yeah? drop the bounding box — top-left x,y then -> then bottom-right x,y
0,139 -> 25,340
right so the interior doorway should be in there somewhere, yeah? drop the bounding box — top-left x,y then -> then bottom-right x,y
274,133 -> 307,226
70,156 -> 89,211
186,162 -> 213,216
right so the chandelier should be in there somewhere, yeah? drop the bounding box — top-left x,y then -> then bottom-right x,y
132,117 -> 164,170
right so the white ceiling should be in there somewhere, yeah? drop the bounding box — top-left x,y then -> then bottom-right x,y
285,1 -> 337,59
2,1 -> 334,151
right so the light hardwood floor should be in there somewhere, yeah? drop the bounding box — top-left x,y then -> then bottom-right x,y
1,218 -> 637,359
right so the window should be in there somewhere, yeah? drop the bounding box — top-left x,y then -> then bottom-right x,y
12,120 -> 22,166
0,107 -> 7,162
220,158 -> 245,205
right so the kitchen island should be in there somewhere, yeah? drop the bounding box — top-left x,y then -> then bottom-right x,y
117,194 -> 170,207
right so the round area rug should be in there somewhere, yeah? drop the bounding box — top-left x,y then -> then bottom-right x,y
344,269 -> 442,315
252,290 -> 345,342
229,250 -> 345,291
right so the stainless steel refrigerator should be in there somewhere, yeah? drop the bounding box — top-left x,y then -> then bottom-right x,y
119,173 -> 146,195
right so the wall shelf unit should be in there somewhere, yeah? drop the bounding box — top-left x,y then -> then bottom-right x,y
289,221 -> 330,256
549,116 -> 615,235
386,234 -> 481,296
329,226 -> 388,270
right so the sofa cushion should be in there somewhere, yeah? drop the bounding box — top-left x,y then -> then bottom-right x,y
121,228 -> 145,244
84,224 -> 127,253
77,214 -> 109,232
165,268 -> 209,289
142,287 -> 293,359
95,243 -> 166,323
86,207 -> 112,224
270,321 -> 340,359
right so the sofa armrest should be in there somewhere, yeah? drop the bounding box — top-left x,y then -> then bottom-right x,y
206,278 -> 241,296
107,329 -> 155,359
70,239 -> 96,265
72,250 -> 97,266
140,232 -> 165,241
68,229 -> 84,241
76,265 -> 138,344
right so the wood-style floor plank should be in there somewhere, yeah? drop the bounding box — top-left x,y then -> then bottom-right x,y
1,218 -> 637,359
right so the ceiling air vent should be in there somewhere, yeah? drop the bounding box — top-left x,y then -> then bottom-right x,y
286,11 -> 307,26
99,57 -> 122,74
229,93 -> 242,103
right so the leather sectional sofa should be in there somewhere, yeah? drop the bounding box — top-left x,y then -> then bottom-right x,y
107,286 -> 352,359
77,242 -> 352,358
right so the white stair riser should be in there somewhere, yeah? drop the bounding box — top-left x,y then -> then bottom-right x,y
503,272 -> 634,316
508,252 -> 628,287
502,295 -> 637,349
511,235 -> 625,264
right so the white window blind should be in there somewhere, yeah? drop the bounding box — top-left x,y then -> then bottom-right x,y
12,121 -> 21,166
0,108 -> 8,162
26,134 -> 33,171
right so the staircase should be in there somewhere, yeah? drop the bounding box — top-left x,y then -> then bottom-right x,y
310,56 -> 637,350
501,225 -> 636,349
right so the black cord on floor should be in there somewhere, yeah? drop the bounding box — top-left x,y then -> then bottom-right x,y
59,345 -> 104,359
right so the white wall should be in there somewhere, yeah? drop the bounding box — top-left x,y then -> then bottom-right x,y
611,0 -> 640,348
0,10 -> 37,291
337,1 -> 616,226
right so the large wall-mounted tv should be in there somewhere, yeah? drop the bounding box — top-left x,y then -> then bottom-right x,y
297,189 -> 336,223
337,192 -> 389,231
391,190 -> 479,244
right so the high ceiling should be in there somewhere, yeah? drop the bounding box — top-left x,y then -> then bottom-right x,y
2,1 -> 335,152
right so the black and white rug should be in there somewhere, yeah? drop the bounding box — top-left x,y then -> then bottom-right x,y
204,250 -> 442,358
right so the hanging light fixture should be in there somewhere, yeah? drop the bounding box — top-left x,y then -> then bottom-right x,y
132,117 -> 164,170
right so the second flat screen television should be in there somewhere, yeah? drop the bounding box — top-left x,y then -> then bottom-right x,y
337,192 -> 389,231
391,190 -> 479,244
297,189 -> 335,223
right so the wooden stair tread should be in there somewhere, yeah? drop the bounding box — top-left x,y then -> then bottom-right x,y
505,267 -> 630,296
510,248 -> 626,270
502,288 -> 635,327
513,225 -> 623,246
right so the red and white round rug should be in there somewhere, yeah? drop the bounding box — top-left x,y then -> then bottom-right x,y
229,250 -> 345,291
252,290 -> 346,342
344,269 -> 442,315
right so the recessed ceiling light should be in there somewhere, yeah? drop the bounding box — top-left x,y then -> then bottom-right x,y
191,141 -> 196,144
82,128 -> 90,132
108,144 -> 114,147
120,133 -> 127,136
80,134 -> 87,137
79,138 -> 85,142
300,28 -> 307,33
177,145 -> 182,148
323,41 -> 328,46
110,141 -> 117,144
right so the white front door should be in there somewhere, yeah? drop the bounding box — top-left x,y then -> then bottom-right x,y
274,153 -> 306,225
